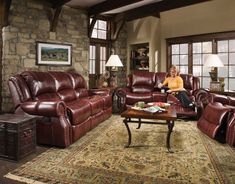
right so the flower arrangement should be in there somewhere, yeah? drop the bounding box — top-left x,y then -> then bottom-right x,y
99,70 -> 110,87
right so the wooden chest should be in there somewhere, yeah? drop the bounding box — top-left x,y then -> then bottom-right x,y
0,114 -> 36,161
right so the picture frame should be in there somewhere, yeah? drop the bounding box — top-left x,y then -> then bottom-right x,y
36,42 -> 72,66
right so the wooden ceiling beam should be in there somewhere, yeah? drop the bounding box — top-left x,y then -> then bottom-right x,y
88,0 -> 144,17
124,0 -> 210,21
51,0 -> 71,8
50,6 -> 62,32
0,0 -> 12,27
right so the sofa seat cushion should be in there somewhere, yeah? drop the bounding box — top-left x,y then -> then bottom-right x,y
101,95 -> 112,110
152,92 -> 167,102
82,95 -> 104,115
126,92 -> 152,105
66,99 -> 91,125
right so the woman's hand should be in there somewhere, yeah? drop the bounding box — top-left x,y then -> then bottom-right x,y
167,89 -> 172,93
158,83 -> 163,88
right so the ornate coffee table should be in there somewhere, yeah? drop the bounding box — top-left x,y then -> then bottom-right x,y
121,105 -> 177,153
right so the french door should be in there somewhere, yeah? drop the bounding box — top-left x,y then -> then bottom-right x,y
89,43 -> 108,89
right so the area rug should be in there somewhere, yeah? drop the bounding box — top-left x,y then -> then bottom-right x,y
5,115 -> 235,184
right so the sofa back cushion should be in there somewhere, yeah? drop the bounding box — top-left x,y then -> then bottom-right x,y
21,71 -> 57,100
180,74 -> 193,90
67,72 -> 89,98
155,72 -> 167,86
131,72 -> 155,93
49,72 -> 76,102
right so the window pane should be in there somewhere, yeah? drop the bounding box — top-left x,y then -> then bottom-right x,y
94,21 -> 98,28
202,77 -> 210,89
229,78 -> 235,90
92,29 -> 97,38
172,45 -> 179,54
203,66 -> 210,77
193,54 -> 202,65
172,55 -> 179,65
193,43 -> 201,53
218,40 -> 228,52
229,39 -> 235,52
99,20 -> 107,30
229,66 -> 235,77
202,42 -> 212,53
98,30 -> 107,39
202,54 -> 211,65
218,67 -> 228,77
180,55 -> 188,65
218,53 -> 228,65
179,66 -> 188,74
193,66 -> 201,76
229,53 -> 235,64
180,44 -> 188,54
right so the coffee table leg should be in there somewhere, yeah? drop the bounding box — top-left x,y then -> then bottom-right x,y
136,118 -> 141,129
123,118 -> 131,148
166,120 -> 174,153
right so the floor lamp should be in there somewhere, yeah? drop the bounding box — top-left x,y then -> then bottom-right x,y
105,55 -> 123,87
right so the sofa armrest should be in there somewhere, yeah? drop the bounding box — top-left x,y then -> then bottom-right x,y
116,87 -> 131,112
21,101 -> 67,117
88,88 -> 110,96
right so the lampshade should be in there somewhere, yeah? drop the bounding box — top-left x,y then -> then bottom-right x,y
105,55 -> 123,67
204,54 -> 224,67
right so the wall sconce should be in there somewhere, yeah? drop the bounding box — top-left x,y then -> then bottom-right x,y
204,54 -> 224,82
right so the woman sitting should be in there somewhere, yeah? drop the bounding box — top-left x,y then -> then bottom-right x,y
158,66 -> 194,108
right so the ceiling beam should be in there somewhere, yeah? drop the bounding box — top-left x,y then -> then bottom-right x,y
49,6 -> 62,32
88,0 -> 144,17
0,0 -> 12,27
51,0 -> 71,8
123,0 -> 210,21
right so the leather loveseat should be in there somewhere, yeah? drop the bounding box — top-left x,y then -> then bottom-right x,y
116,71 -> 200,118
9,71 -> 112,148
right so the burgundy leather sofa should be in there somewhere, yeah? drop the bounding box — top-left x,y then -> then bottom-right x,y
116,71 -> 200,118
196,90 -> 235,146
9,71 -> 112,148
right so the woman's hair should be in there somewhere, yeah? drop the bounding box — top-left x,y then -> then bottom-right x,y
170,65 -> 179,75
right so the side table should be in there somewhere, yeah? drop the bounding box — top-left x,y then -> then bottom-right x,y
0,114 -> 36,161
97,86 -> 119,114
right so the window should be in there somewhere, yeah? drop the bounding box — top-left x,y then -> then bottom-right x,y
167,31 -> 235,90
171,43 -> 189,74
90,19 -> 107,40
89,18 -> 110,88
192,41 -> 212,88
217,39 -> 235,90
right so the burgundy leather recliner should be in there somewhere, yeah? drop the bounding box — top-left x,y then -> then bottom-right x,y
116,71 -> 200,118
195,90 -> 235,146
9,71 -> 112,148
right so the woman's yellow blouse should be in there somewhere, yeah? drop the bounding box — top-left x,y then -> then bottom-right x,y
162,76 -> 184,90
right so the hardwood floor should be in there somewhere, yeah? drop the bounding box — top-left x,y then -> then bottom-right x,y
0,146 -> 49,184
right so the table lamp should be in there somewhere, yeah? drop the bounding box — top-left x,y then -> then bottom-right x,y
204,54 -> 224,82
105,54 -> 123,87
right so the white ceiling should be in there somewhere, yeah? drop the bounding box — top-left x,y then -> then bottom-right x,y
66,0 -> 163,14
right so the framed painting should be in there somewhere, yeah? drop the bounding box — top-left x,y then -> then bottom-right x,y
36,42 -> 72,66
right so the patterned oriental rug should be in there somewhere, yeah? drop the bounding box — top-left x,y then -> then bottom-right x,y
5,115 -> 235,184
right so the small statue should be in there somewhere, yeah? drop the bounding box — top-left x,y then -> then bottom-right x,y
218,77 -> 225,91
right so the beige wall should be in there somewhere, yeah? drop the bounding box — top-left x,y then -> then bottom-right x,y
126,16 -> 160,74
126,0 -> 235,72
160,0 -> 235,71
